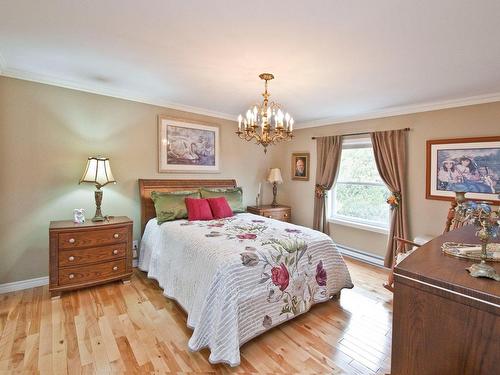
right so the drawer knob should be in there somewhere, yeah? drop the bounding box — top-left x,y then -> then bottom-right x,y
68,256 -> 75,261
268,215 -> 272,218
112,266 -> 118,271
68,274 -> 75,279
113,233 -> 119,239
68,238 -> 75,244
284,214 -> 288,217
113,249 -> 119,255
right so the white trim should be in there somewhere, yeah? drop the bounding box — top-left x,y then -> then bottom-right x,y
337,244 -> 385,268
2,68 -> 500,128
0,68 -> 237,121
0,276 -> 49,294
395,272 -> 500,308
297,92 -> 500,129
0,53 -> 6,74
329,216 -> 389,234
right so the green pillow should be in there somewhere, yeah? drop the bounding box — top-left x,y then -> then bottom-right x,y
200,187 -> 245,213
151,190 -> 200,224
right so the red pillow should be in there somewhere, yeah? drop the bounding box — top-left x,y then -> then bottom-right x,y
185,198 -> 213,221
207,197 -> 234,219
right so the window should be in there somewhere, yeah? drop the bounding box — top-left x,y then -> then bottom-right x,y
328,137 -> 390,233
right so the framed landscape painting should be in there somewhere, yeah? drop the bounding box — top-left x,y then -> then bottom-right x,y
426,136 -> 500,204
158,116 -> 220,173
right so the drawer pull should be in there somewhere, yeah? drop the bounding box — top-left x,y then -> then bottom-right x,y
284,214 -> 288,217
113,249 -> 119,255
68,238 -> 75,244
68,256 -> 75,261
113,233 -> 119,239
112,266 -> 118,271
68,274 -> 75,279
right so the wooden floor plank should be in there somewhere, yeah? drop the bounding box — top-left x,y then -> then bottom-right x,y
0,257 -> 392,374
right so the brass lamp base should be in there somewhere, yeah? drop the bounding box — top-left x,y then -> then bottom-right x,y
467,261 -> 500,281
271,182 -> 279,207
92,188 -> 105,222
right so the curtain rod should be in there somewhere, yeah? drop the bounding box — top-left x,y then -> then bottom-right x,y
311,127 -> 411,140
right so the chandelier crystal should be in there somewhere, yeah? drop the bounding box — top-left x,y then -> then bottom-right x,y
236,73 -> 294,153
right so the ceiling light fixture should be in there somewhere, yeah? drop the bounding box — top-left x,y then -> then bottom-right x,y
236,73 -> 294,153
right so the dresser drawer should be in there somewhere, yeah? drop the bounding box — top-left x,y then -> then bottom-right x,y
262,210 -> 291,222
59,243 -> 127,267
58,226 -> 128,249
58,259 -> 126,286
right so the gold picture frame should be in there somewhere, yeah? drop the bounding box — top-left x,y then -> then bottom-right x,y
291,152 -> 310,181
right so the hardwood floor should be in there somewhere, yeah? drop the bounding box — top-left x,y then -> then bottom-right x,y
0,257 -> 392,374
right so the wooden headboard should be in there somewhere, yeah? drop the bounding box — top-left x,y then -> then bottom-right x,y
138,178 -> 237,234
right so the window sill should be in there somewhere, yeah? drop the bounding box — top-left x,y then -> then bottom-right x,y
327,217 -> 389,235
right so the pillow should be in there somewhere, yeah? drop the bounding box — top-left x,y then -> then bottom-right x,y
207,197 -> 233,219
151,190 -> 200,224
200,187 -> 245,213
185,198 -> 213,221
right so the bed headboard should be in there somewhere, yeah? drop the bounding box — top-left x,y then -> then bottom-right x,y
138,178 -> 237,234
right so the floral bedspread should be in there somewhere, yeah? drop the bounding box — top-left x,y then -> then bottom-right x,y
139,213 -> 353,366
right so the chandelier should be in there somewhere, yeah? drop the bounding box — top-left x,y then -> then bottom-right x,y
236,73 -> 294,153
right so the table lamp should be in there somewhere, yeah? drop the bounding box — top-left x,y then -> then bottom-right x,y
267,168 -> 283,207
79,156 -> 116,222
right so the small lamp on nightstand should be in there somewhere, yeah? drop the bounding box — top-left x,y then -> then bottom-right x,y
79,156 -> 116,222
267,168 -> 283,207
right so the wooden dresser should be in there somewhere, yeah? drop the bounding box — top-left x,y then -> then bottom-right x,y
49,216 -> 133,298
392,225 -> 499,375
247,204 -> 291,222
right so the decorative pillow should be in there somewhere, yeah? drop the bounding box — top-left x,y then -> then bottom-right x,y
185,198 -> 214,221
200,187 -> 245,213
151,190 -> 200,224
207,197 -> 233,219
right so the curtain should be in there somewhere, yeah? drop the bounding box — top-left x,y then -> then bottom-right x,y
371,129 -> 409,268
313,136 -> 343,234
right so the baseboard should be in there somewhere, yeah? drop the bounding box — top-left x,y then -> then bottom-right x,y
0,276 -> 49,294
337,244 -> 385,268
1,260 -> 140,294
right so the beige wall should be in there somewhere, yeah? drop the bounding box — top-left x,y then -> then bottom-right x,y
269,102 -> 500,258
0,76 -> 275,284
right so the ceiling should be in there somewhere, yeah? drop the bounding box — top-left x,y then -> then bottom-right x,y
1,0 -> 500,127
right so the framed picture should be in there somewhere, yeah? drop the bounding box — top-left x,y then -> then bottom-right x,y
291,152 -> 310,181
426,136 -> 500,204
158,116 -> 220,173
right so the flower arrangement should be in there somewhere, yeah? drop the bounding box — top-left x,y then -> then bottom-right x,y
386,191 -> 401,210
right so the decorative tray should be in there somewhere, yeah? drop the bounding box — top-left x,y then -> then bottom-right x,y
441,242 -> 500,262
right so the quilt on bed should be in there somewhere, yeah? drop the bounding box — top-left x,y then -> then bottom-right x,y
139,213 -> 353,366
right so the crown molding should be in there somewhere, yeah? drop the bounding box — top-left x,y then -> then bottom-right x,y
296,92 -> 500,129
0,68 -> 238,122
2,66 -> 500,129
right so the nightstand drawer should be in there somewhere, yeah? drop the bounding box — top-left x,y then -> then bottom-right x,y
58,259 -> 126,286
262,210 -> 291,222
59,243 -> 127,267
58,226 -> 128,249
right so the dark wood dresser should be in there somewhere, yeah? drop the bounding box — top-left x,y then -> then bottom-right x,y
392,225 -> 499,375
247,204 -> 291,222
49,216 -> 133,298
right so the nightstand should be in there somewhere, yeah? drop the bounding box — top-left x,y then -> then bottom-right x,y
49,216 -> 133,298
247,205 -> 291,222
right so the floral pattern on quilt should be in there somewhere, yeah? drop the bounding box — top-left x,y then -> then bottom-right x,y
185,217 -> 328,322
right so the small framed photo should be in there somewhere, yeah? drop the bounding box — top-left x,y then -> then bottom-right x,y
291,152 -> 310,181
426,136 -> 500,204
158,116 -> 220,173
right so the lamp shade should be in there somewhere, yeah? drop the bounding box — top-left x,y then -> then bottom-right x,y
79,157 -> 116,188
267,168 -> 283,184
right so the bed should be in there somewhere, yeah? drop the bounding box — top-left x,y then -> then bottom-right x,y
138,179 -> 353,366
